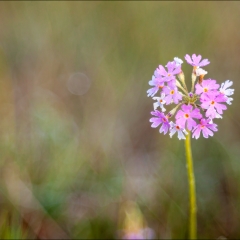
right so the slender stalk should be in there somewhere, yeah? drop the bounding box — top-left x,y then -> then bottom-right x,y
185,131 -> 197,239
191,71 -> 197,93
176,80 -> 189,96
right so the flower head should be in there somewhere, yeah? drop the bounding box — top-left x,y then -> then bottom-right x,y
147,54 -> 233,139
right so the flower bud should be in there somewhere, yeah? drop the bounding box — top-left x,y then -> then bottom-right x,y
196,68 -> 207,84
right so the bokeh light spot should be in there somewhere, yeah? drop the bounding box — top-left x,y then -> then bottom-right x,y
67,72 -> 91,95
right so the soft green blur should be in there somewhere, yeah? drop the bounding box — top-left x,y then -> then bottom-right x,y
0,1 -> 239,239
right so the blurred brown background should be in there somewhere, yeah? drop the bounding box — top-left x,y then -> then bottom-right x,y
0,1 -> 239,239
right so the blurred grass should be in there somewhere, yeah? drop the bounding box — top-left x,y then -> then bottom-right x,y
0,1 -> 239,239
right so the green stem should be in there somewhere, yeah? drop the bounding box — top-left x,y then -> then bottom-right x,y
185,131 -> 197,239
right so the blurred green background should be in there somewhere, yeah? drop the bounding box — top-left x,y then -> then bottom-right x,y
0,1 -> 239,239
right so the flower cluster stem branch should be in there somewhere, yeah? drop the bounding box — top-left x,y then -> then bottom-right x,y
176,81 -> 189,96
185,131 -> 197,239
182,80 -> 189,93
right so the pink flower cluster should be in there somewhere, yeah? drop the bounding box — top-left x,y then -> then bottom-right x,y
147,54 -> 234,140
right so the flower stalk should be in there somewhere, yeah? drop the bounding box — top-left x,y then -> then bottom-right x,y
185,131 -> 197,239
147,54 -> 234,239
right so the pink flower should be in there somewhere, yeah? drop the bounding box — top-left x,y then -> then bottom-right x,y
175,104 -> 202,131
192,118 -> 218,139
147,75 -> 165,97
163,86 -> 182,105
147,54 -> 233,139
167,79 -> 177,88
154,61 -> 181,82
195,79 -> 219,96
185,54 -> 210,68
200,91 -> 227,119
150,110 -> 170,134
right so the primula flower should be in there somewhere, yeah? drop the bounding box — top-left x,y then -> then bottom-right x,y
154,61 -> 181,82
169,122 -> 188,140
150,110 -> 170,134
175,104 -> 202,131
185,54 -> 210,68
192,118 -> 218,139
200,91 -> 227,119
153,93 -> 166,111
195,79 -> 220,96
147,62 -> 181,97
147,54 -> 233,139
163,86 -> 182,105
219,80 -> 234,105
147,75 -> 165,97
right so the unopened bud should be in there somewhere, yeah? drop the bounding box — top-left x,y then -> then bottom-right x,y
191,70 -> 197,93
191,71 -> 197,84
177,71 -> 185,83
199,75 -> 204,84
196,68 -> 207,84
167,104 -> 182,118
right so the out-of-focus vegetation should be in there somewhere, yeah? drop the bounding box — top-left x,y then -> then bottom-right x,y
0,1 -> 239,239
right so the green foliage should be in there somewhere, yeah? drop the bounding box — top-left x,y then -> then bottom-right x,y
0,211 -> 30,239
